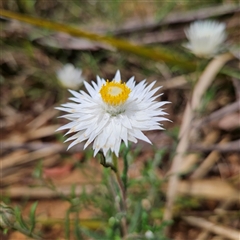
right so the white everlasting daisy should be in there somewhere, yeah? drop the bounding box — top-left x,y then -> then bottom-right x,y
145,230 -> 154,239
56,70 -> 169,157
57,64 -> 84,90
184,20 -> 227,58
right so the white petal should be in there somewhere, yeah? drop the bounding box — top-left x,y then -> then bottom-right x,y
68,90 -> 82,99
120,126 -> 128,146
184,20 -> 226,58
126,76 -> 135,89
131,129 -> 152,144
114,70 -> 121,82
119,114 -> 132,129
84,81 -> 97,97
56,121 -> 76,131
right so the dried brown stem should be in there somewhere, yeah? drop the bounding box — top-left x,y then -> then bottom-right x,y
163,53 -> 234,229
194,101 -> 240,128
182,216 -> 240,240
190,136 -> 230,179
1,145 -> 63,173
112,153 -> 128,237
111,4 -> 239,35
190,139 -> 240,152
1,184 -> 104,199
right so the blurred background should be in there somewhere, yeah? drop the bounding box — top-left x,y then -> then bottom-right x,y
0,1 -> 239,239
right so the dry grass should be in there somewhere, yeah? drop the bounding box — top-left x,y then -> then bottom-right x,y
1,1 -> 240,240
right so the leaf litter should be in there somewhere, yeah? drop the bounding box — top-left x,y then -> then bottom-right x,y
0,2 -> 240,240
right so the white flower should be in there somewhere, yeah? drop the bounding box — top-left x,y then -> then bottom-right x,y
184,20 -> 227,58
56,70 -> 170,157
57,64 -> 84,90
145,230 -> 154,239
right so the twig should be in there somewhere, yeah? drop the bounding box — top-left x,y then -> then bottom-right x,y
179,130 -> 220,174
191,53 -> 234,110
190,136 -> 230,179
1,132 -> 170,152
193,193 -> 239,239
182,216 -> 240,240
1,184 -> 104,199
194,101 -> 240,128
26,106 -> 58,129
111,4 -> 240,35
3,178 -> 237,201
163,53 -> 234,229
214,193 -> 240,218
190,139 -> 240,153
0,141 -> 64,151
232,78 -> 240,100
1,154 -> 60,186
163,179 -> 237,200
195,231 -> 210,240
1,145 -> 63,173
154,72 -> 196,90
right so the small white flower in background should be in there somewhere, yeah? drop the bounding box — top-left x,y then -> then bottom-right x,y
57,64 -> 84,90
145,230 -> 154,239
56,70 -> 170,157
184,20 -> 227,58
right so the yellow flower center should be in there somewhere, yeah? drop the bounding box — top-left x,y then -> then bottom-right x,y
100,80 -> 131,106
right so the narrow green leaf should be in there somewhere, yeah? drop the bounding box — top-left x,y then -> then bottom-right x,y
29,201 -> 38,233
74,214 -> 82,240
221,66 -> 240,79
32,161 -> 43,179
71,184 -> 76,199
80,227 -> 105,239
64,209 -> 71,240
14,206 -> 28,230
122,144 -> 130,190
129,201 -> 142,233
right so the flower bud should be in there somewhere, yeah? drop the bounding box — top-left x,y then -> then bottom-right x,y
145,230 -> 154,239
0,202 -> 15,228
141,198 -> 151,211
108,216 -> 116,227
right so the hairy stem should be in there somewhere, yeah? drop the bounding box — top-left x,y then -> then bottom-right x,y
112,153 -> 128,237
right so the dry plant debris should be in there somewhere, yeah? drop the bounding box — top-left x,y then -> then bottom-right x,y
0,1 -> 239,239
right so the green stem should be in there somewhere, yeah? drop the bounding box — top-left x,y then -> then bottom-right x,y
112,153 -> 128,237
13,222 -> 42,240
122,147 -> 129,190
